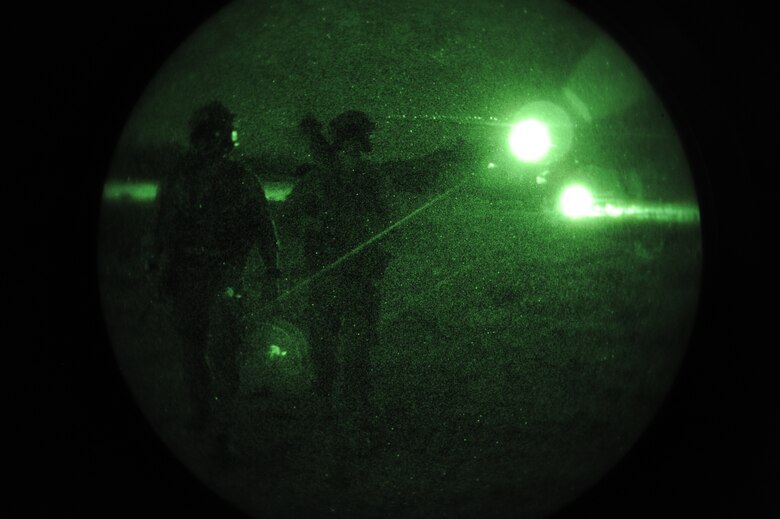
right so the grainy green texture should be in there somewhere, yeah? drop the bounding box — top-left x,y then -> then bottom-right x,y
99,0 -> 702,517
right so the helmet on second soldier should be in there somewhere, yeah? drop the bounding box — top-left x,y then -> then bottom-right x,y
329,110 -> 375,153
188,101 -> 236,156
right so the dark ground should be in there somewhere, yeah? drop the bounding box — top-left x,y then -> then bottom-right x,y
97,182 -> 701,518
42,1 -> 774,518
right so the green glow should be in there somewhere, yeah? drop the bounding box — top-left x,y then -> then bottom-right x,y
102,182 -> 158,202
509,119 -> 552,163
99,1 -> 704,516
589,203 -> 700,222
103,180 -> 289,203
562,87 -> 592,122
262,181 -> 293,202
268,344 -> 288,358
559,193 -> 700,223
560,185 -> 595,219
563,37 -> 647,119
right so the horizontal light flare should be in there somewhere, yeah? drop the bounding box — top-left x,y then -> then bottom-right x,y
385,114 -> 505,126
562,201 -> 700,223
559,185 -> 699,222
101,180 -> 293,202
615,203 -> 699,222
102,182 -> 158,202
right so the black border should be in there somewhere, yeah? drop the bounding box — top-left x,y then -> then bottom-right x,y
43,1 -> 772,517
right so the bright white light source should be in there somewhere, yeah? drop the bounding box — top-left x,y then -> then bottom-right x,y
509,119 -> 552,162
560,185 -> 594,218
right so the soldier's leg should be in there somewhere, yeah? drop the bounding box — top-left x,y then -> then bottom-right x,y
173,286 -> 214,431
208,290 -> 245,425
342,280 -> 381,406
308,282 -> 341,408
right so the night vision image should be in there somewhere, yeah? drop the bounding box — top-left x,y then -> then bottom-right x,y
98,0 -> 702,517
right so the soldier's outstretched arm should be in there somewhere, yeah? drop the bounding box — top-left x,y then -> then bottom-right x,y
388,137 -> 478,194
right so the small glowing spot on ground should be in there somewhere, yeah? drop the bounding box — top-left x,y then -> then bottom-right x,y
268,344 -> 287,358
487,162 -> 496,169
536,176 -> 547,184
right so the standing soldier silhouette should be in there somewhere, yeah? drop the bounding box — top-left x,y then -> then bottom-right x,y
286,111 -> 390,414
154,101 -> 280,437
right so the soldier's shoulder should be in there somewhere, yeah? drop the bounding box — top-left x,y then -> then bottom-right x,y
293,163 -> 324,185
295,162 -> 322,176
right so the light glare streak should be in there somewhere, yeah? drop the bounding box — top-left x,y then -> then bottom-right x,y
102,181 -> 292,202
274,183 -> 462,305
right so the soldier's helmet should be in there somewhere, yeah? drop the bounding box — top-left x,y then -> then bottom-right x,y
329,110 -> 376,153
188,101 -> 236,155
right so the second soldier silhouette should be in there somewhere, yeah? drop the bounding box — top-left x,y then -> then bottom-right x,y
286,111 -> 390,415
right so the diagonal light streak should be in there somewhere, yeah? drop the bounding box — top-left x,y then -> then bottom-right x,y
385,114 -> 511,128
270,182 -> 463,306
